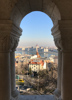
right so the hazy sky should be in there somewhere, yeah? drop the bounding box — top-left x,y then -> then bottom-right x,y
18,11 -> 55,47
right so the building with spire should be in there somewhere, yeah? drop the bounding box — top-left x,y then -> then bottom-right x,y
28,46 -> 47,73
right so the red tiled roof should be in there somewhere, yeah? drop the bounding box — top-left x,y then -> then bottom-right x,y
29,60 -> 44,66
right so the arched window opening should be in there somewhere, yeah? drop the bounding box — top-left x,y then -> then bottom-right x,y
15,11 -> 58,95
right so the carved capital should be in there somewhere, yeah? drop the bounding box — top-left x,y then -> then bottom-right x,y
0,34 -> 10,52
54,38 -> 63,51
0,20 -> 22,52
0,34 -> 19,52
54,37 -> 72,52
58,20 -> 72,52
52,20 -> 72,52
10,36 -> 19,52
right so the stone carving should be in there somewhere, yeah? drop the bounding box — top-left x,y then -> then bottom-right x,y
54,36 -> 72,52
10,36 -> 19,52
12,38 -> 19,51
54,38 -> 63,51
11,0 -> 61,27
43,0 -> 61,25
54,88 -> 61,99
52,21 -> 72,52
11,90 -> 20,100
0,34 -> 10,52
0,34 -> 19,52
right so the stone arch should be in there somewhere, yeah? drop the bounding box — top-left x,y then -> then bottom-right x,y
10,0 -> 61,27
10,1 -> 62,100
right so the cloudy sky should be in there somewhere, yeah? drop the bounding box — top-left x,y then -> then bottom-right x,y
18,11 -> 55,47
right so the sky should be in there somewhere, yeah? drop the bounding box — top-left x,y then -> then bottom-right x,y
18,11 -> 55,47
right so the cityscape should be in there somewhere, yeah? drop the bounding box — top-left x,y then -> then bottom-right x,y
15,45 -> 58,95
0,0 -> 72,100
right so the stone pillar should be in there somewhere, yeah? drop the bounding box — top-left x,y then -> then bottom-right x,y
54,49 -> 62,99
0,20 -> 22,100
61,52 -> 72,100
52,24 -> 62,100
10,51 -> 19,100
52,20 -> 72,100
10,35 -> 21,100
57,49 -> 62,92
58,20 -> 72,100
0,52 -> 11,100
0,20 -> 12,100
10,25 -> 22,100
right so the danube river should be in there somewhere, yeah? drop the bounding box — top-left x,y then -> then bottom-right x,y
15,50 -> 58,58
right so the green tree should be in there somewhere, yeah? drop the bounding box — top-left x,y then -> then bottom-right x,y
22,70 -> 24,74
29,67 -> 32,75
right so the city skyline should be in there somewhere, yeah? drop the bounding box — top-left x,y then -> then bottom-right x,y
18,11 -> 56,47
17,45 -> 57,49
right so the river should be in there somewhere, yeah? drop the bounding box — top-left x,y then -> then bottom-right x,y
15,50 -> 58,58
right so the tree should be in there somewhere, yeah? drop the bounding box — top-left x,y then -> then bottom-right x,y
29,68 -> 32,75
22,70 -> 24,74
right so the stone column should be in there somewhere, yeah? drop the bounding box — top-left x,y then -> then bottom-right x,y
54,49 -> 62,99
61,51 -> 72,100
52,20 -> 72,100
0,20 -> 22,100
58,20 -> 72,100
10,51 -> 19,100
57,49 -> 62,91
10,36 -> 20,100
51,23 -> 62,100
0,52 -> 11,100
0,27 -> 12,100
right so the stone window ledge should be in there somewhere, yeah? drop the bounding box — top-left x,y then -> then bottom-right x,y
19,95 -> 55,100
